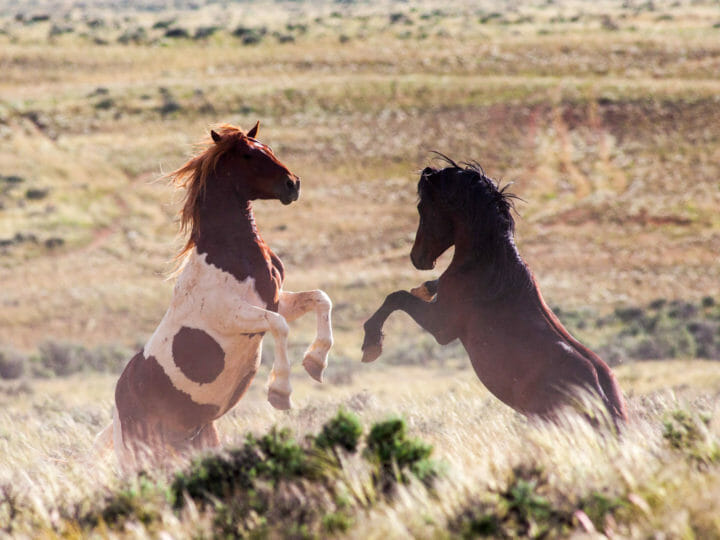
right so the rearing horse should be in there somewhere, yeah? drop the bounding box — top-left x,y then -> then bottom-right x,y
362,158 -> 627,428
96,123 -> 333,469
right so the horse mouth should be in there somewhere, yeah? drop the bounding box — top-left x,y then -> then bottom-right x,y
411,251 -> 435,270
280,192 -> 298,205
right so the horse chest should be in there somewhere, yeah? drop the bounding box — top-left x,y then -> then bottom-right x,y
144,252 -> 270,410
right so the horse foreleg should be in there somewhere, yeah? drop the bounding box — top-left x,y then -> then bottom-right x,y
410,279 -> 439,302
362,290 -> 451,363
278,290 -> 333,383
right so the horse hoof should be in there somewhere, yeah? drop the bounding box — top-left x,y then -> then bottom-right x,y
361,343 -> 382,363
302,355 -> 326,383
268,389 -> 292,410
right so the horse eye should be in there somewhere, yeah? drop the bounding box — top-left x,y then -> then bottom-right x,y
242,154 -> 252,160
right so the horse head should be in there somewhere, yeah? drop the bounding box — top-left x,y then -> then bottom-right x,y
410,158 -> 519,271
410,166 -> 455,270
208,122 -> 300,205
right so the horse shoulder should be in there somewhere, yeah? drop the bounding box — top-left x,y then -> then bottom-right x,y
176,252 -> 266,317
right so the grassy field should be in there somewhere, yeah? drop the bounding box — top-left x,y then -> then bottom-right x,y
1,0 -> 719,537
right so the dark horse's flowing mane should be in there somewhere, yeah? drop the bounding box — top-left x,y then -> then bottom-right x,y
419,153 -> 521,240
169,124 -> 249,259
420,154 -> 530,299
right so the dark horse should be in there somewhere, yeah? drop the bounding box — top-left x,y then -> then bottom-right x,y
95,123 -> 333,469
362,158 -> 627,428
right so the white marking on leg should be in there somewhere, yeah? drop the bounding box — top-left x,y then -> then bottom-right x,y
279,290 -> 333,381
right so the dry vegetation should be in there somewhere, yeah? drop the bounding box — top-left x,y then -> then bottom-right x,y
0,0 -> 719,537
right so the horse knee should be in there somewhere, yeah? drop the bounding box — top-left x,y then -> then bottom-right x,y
314,290 -> 332,313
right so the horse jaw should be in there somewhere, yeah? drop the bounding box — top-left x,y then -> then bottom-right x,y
410,248 -> 436,270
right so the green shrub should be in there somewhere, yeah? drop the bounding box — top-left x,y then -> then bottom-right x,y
364,417 -> 438,491
171,427 -> 315,509
662,408 -> 720,465
194,26 -> 220,39
164,27 -> 189,39
450,466 -> 627,538
315,408 -> 363,453
81,474 -> 162,529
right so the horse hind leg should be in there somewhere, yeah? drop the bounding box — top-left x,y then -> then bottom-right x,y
189,422 -> 221,453
112,408 -> 139,473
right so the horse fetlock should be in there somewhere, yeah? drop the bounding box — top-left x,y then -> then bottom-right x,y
267,387 -> 292,410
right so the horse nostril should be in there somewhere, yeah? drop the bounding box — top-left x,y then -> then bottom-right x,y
286,179 -> 295,191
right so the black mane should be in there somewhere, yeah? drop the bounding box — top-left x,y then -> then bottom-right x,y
418,155 -> 521,238
418,156 -> 530,300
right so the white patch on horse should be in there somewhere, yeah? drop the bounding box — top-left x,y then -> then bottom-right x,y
558,341 -> 575,355
144,251 -> 266,411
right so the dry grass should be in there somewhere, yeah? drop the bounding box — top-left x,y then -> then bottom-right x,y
1,360 -> 719,537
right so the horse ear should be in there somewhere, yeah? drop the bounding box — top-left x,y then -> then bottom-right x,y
247,121 -> 260,139
210,130 -> 222,144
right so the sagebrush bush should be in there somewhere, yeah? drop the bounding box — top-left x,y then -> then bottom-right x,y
563,296 -> 720,362
0,347 -> 25,379
33,341 -> 129,377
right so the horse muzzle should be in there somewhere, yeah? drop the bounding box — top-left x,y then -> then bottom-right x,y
410,249 -> 435,270
279,176 -> 300,205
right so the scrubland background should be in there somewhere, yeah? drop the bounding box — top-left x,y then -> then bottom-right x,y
1,0 -> 719,537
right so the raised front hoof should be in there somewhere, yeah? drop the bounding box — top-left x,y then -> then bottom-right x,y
361,345 -> 382,363
302,355 -> 326,383
361,338 -> 383,363
268,389 -> 292,411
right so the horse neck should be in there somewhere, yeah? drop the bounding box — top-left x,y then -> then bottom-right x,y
194,179 -> 269,263
451,221 -> 532,300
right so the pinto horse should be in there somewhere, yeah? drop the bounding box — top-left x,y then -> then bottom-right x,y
362,158 -> 627,428
96,123 -> 333,469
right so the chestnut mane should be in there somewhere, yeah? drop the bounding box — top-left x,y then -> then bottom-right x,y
170,125 -> 250,259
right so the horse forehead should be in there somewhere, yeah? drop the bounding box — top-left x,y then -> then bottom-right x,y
247,138 -> 273,157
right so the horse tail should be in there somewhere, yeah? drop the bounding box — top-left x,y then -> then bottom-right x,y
594,362 -> 628,428
531,279 -> 628,428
